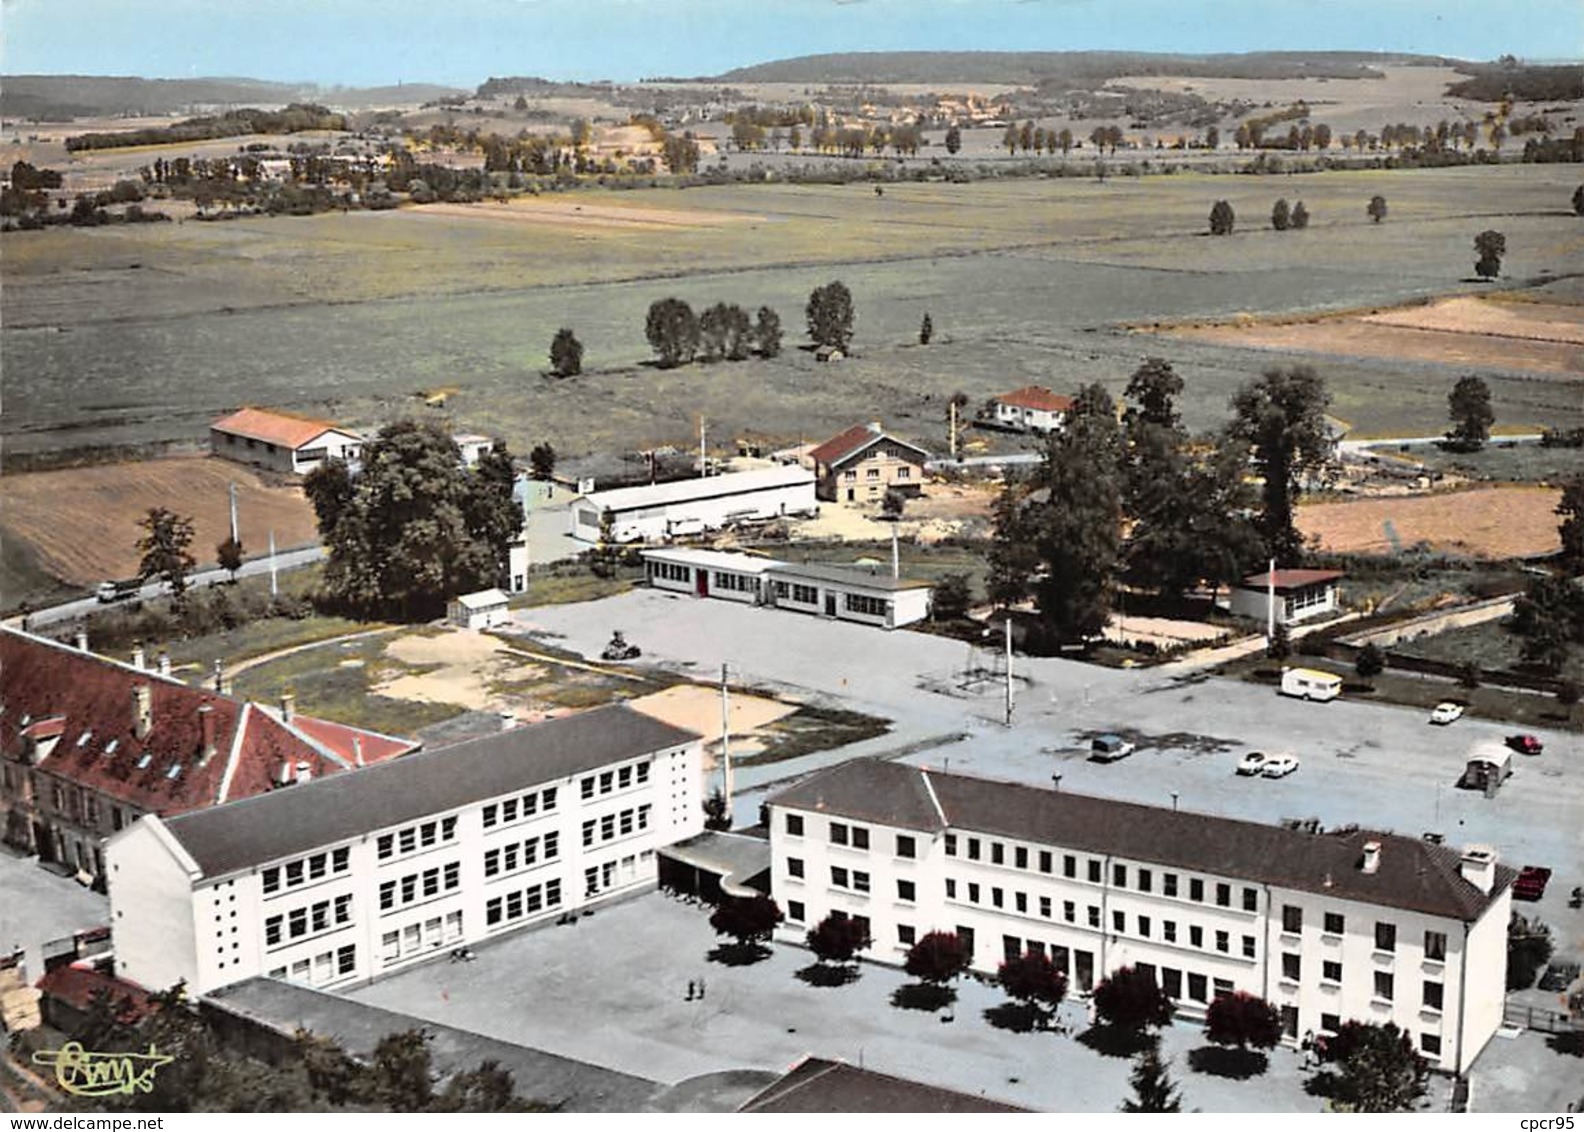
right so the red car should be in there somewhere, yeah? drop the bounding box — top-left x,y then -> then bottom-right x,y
1514,866 -> 1552,901
1507,734 -> 1544,755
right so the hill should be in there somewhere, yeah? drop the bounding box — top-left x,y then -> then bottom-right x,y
714,50 -> 1455,85
0,75 -> 465,120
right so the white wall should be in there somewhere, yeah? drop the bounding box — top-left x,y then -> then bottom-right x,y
1456,886 -> 1511,1073
106,820 -> 200,996
570,482 -> 817,544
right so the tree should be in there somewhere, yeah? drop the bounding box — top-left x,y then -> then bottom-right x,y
1556,474 -> 1584,574
708,894 -> 783,953
645,297 -> 699,368
944,125 -> 962,154
904,931 -> 971,987
136,508 -> 196,606
1092,965 -> 1175,1034
465,442 -> 521,581
1003,123 -> 1021,155
1507,912 -> 1554,990
528,442 -> 556,481
699,302 -> 752,362
216,535 -> 244,582
1474,229 -> 1506,279
1509,573 -> 1583,675
662,132 -> 700,174
1121,1043 -> 1182,1112
1267,622 -> 1292,660
986,476 -> 1040,610
931,573 -> 972,622
806,281 -> 855,351
1058,127 -> 1073,154
1205,125 -> 1220,150
1291,201 -> 1309,229
1368,195 -> 1388,223
1229,365 -> 1335,565
321,421 -> 502,620
303,457 -> 355,538
805,913 -> 871,966
1573,184 -> 1584,216
996,950 -> 1067,1024
1446,375 -> 1495,450
1319,1022 -> 1428,1113
549,328 -> 583,377
1271,198 -> 1291,231
1203,991 -> 1282,1052
919,311 -> 933,345
1209,199 -> 1235,235
754,306 -> 782,358
1356,642 -> 1386,679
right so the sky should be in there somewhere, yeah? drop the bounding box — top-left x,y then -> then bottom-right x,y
3,0 -> 1580,88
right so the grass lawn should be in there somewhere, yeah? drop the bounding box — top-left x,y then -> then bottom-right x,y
1390,618 -> 1584,687
1381,441 -> 1584,485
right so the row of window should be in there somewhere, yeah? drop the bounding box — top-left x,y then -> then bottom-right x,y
581,804 -> 652,848
378,862 -> 461,912
484,832 -> 560,878
482,786 -> 559,829
713,571 -> 757,593
267,944 -> 356,987
262,847 -> 351,895
650,561 -> 691,582
844,594 -> 891,618
376,816 -> 458,862
381,912 -> 464,963
579,762 -> 650,801
264,894 -> 353,948
782,583 -> 819,605
1278,905 -> 1445,959
485,879 -> 563,926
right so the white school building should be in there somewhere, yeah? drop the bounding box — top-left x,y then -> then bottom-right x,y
568,466 -> 817,544
105,705 -> 703,997
766,760 -> 1513,1075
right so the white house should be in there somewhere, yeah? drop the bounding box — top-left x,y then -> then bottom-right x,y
763,562 -> 933,629
105,705 -> 704,997
989,386 -> 1073,434
1229,569 -> 1344,626
210,408 -> 363,476
641,549 -> 778,603
568,466 -> 817,544
766,760 -> 1513,1075
453,434 -> 496,468
448,589 -> 510,630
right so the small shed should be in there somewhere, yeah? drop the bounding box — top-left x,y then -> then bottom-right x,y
448,588 -> 510,630
1229,569 -> 1343,626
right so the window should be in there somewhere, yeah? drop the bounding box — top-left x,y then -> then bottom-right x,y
1242,935 -> 1256,959
1087,860 -> 1101,883
851,827 -> 870,850
1374,972 -> 1394,1001
1282,905 -> 1303,933
991,887 -> 1003,908
1138,869 -> 1152,893
483,804 -> 499,828
787,900 -> 805,924
337,945 -> 356,975
967,883 -> 980,904
1243,888 -> 1258,912
334,894 -> 352,924
1324,911 -> 1345,935
853,871 -> 871,894
1422,981 -> 1443,1011
1162,968 -> 1182,999
831,866 -> 849,888
1375,922 -> 1397,953
1163,921 -> 1177,943
967,838 -> 981,861
486,898 -> 503,926
1420,1033 -> 1441,1056
1323,960 -> 1342,983
382,931 -> 400,961
285,861 -> 303,886
830,823 -> 849,847
289,908 -> 307,939
1138,916 -> 1151,938
1189,878 -> 1204,902
1163,873 -> 1178,897
265,916 -> 283,946
333,847 -> 350,872
898,924 -> 916,946
1015,892 -> 1027,914
944,834 -> 957,856
262,867 -> 280,894
1213,978 -> 1234,999
379,881 -> 395,911
897,879 -> 916,902
1062,900 -> 1074,922
1215,930 -> 1229,953
785,812 -> 804,837
787,857 -> 804,879
1190,926 -> 1204,948
484,849 -> 501,877
1088,906 -> 1101,928
1113,864 -> 1128,888
1215,883 -> 1231,908
896,834 -> 915,859
844,593 -> 890,618
945,878 -> 957,899
1282,953 -> 1301,980
1322,1013 -> 1341,1033
1424,931 -> 1447,962
1112,910 -> 1126,932
991,843 -> 1004,865
1187,973 -> 1208,1002
1063,855 -> 1077,878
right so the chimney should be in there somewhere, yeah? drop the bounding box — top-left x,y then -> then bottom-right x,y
197,704 -> 216,763
499,710 -> 517,732
131,642 -> 146,670
157,651 -> 172,678
294,760 -> 312,786
132,685 -> 153,741
280,691 -> 296,724
75,630 -> 89,652
353,736 -> 364,767
1361,840 -> 1382,875
868,421 -> 883,434
212,659 -> 224,693
1459,844 -> 1497,894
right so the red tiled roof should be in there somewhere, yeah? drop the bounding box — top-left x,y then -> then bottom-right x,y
1240,569 -> 1344,591
286,715 -> 417,766
210,407 -> 352,451
808,423 -> 928,469
996,385 -> 1073,413
0,629 -> 409,818
36,964 -> 154,1023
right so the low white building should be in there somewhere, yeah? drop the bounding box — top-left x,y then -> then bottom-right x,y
767,760 -> 1513,1075
454,434 -> 496,468
1229,569 -> 1344,626
448,589 -> 510,630
105,705 -> 704,997
641,549 -> 777,603
764,562 -> 933,629
989,386 -> 1073,434
568,467 -> 817,544
210,408 -> 363,476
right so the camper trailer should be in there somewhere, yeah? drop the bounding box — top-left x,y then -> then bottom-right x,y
1459,744 -> 1513,792
1279,667 -> 1343,702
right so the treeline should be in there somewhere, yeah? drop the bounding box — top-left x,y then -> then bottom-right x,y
1447,63 -> 1584,103
65,103 -> 349,152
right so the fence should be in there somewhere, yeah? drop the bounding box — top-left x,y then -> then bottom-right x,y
1503,1001 -> 1579,1034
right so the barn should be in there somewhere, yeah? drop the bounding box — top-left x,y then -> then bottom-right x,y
568,466 -> 817,544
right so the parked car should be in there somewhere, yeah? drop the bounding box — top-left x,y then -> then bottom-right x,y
1506,734 -> 1544,755
1261,753 -> 1301,778
1089,734 -> 1135,763
96,577 -> 142,603
1513,865 -> 1552,901
1429,702 -> 1465,725
1236,751 -> 1270,776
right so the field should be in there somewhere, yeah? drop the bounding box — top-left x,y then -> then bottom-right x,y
5,163 -> 1583,479
1296,484 -> 1564,557
0,455 -> 317,598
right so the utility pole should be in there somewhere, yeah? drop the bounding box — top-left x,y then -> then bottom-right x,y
890,523 -> 899,580
949,400 -> 958,461
1004,616 -> 1014,728
720,663 -> 733,811
269,530 -> 278,598
1266,556 -> 1276,647
228,481 -> 239,544
699,417 -> 707,478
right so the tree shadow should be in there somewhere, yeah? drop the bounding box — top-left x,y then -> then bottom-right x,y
795,963 -> 859,988
983,1002 -> 1045,1033
1076,1024 -> 1154,1059
707,942 -> 769,967
890,983 -> 955,1012
1304,1069 -> 1344,1100
1546,1032 -> 1584,1058
1187,1045 -> 1270,1079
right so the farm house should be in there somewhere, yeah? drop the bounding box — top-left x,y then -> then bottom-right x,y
641,548 -> 777,603
567,466 -> 817,544
1228,569 -> 1344,626
988,385 -> 1074,433
210,408 -> 363,476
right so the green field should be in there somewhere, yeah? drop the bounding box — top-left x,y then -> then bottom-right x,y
4,164 -> 1581,475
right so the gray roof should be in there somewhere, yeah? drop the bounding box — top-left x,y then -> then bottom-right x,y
740,1057 -> 1027,1113
164,705 -> 699,878
767,760 -> 1513,922
765,562 -> 933,592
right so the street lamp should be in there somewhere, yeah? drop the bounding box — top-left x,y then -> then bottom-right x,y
1052,775 -> 1063,793
1171,791 -> 1179,812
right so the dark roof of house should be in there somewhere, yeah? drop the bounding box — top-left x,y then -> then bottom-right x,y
1240,569 -> 1345,591
808,424 -> 929,469
764,562 -> 933,592
767,760 -> 1513,922
161,705 -> 699,878
740,1057 -> 1028,1113
36,965 -> 155,1024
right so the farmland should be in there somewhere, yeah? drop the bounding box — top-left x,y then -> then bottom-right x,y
4,163 -> 1582,477
1296,484 -> 1564,557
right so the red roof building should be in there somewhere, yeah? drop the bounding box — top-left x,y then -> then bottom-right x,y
807,422 -> 930,505
209,407 -> 363,475
0,628 -> 417,886
990,385 -> 1073,433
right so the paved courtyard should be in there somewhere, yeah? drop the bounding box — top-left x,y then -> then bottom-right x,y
0,847 -> 108,978
349,890 -> 1328,1112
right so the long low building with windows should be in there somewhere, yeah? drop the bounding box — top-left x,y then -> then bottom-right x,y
765,760 -> 1513,1075
568,466 -> 818,544
106,705 -> 703,997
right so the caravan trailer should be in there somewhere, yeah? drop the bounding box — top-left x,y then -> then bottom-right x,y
1279,667 -> 1343,702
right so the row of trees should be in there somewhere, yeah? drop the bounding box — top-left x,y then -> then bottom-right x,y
642,299 -> 783,368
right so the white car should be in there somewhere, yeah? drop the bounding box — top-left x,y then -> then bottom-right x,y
1429,702 -> 1465,725
1236,751 -> 1270,776
1261,754 -> 1301,778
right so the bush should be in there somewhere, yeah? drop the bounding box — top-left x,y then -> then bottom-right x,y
1355,643 -> 1385,679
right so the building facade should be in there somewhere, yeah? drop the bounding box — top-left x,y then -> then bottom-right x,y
106,705 -> 704,996
568,466 -> 817,544
1229,569 -> 1344,627
988,386 -> 1073,433
766,760 -> 1512,1075
808,424 -> 929,505
640,551 -> 934,628
642,549 -> 777,603
210,408 -> 363,475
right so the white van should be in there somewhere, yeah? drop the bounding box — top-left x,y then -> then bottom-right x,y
1279,667 -> 1342,702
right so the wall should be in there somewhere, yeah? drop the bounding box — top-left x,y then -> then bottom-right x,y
106,821 -> 199,996
825,445 -> 925,504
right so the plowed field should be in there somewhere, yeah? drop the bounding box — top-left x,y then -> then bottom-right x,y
1297,485 -> 1562,558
